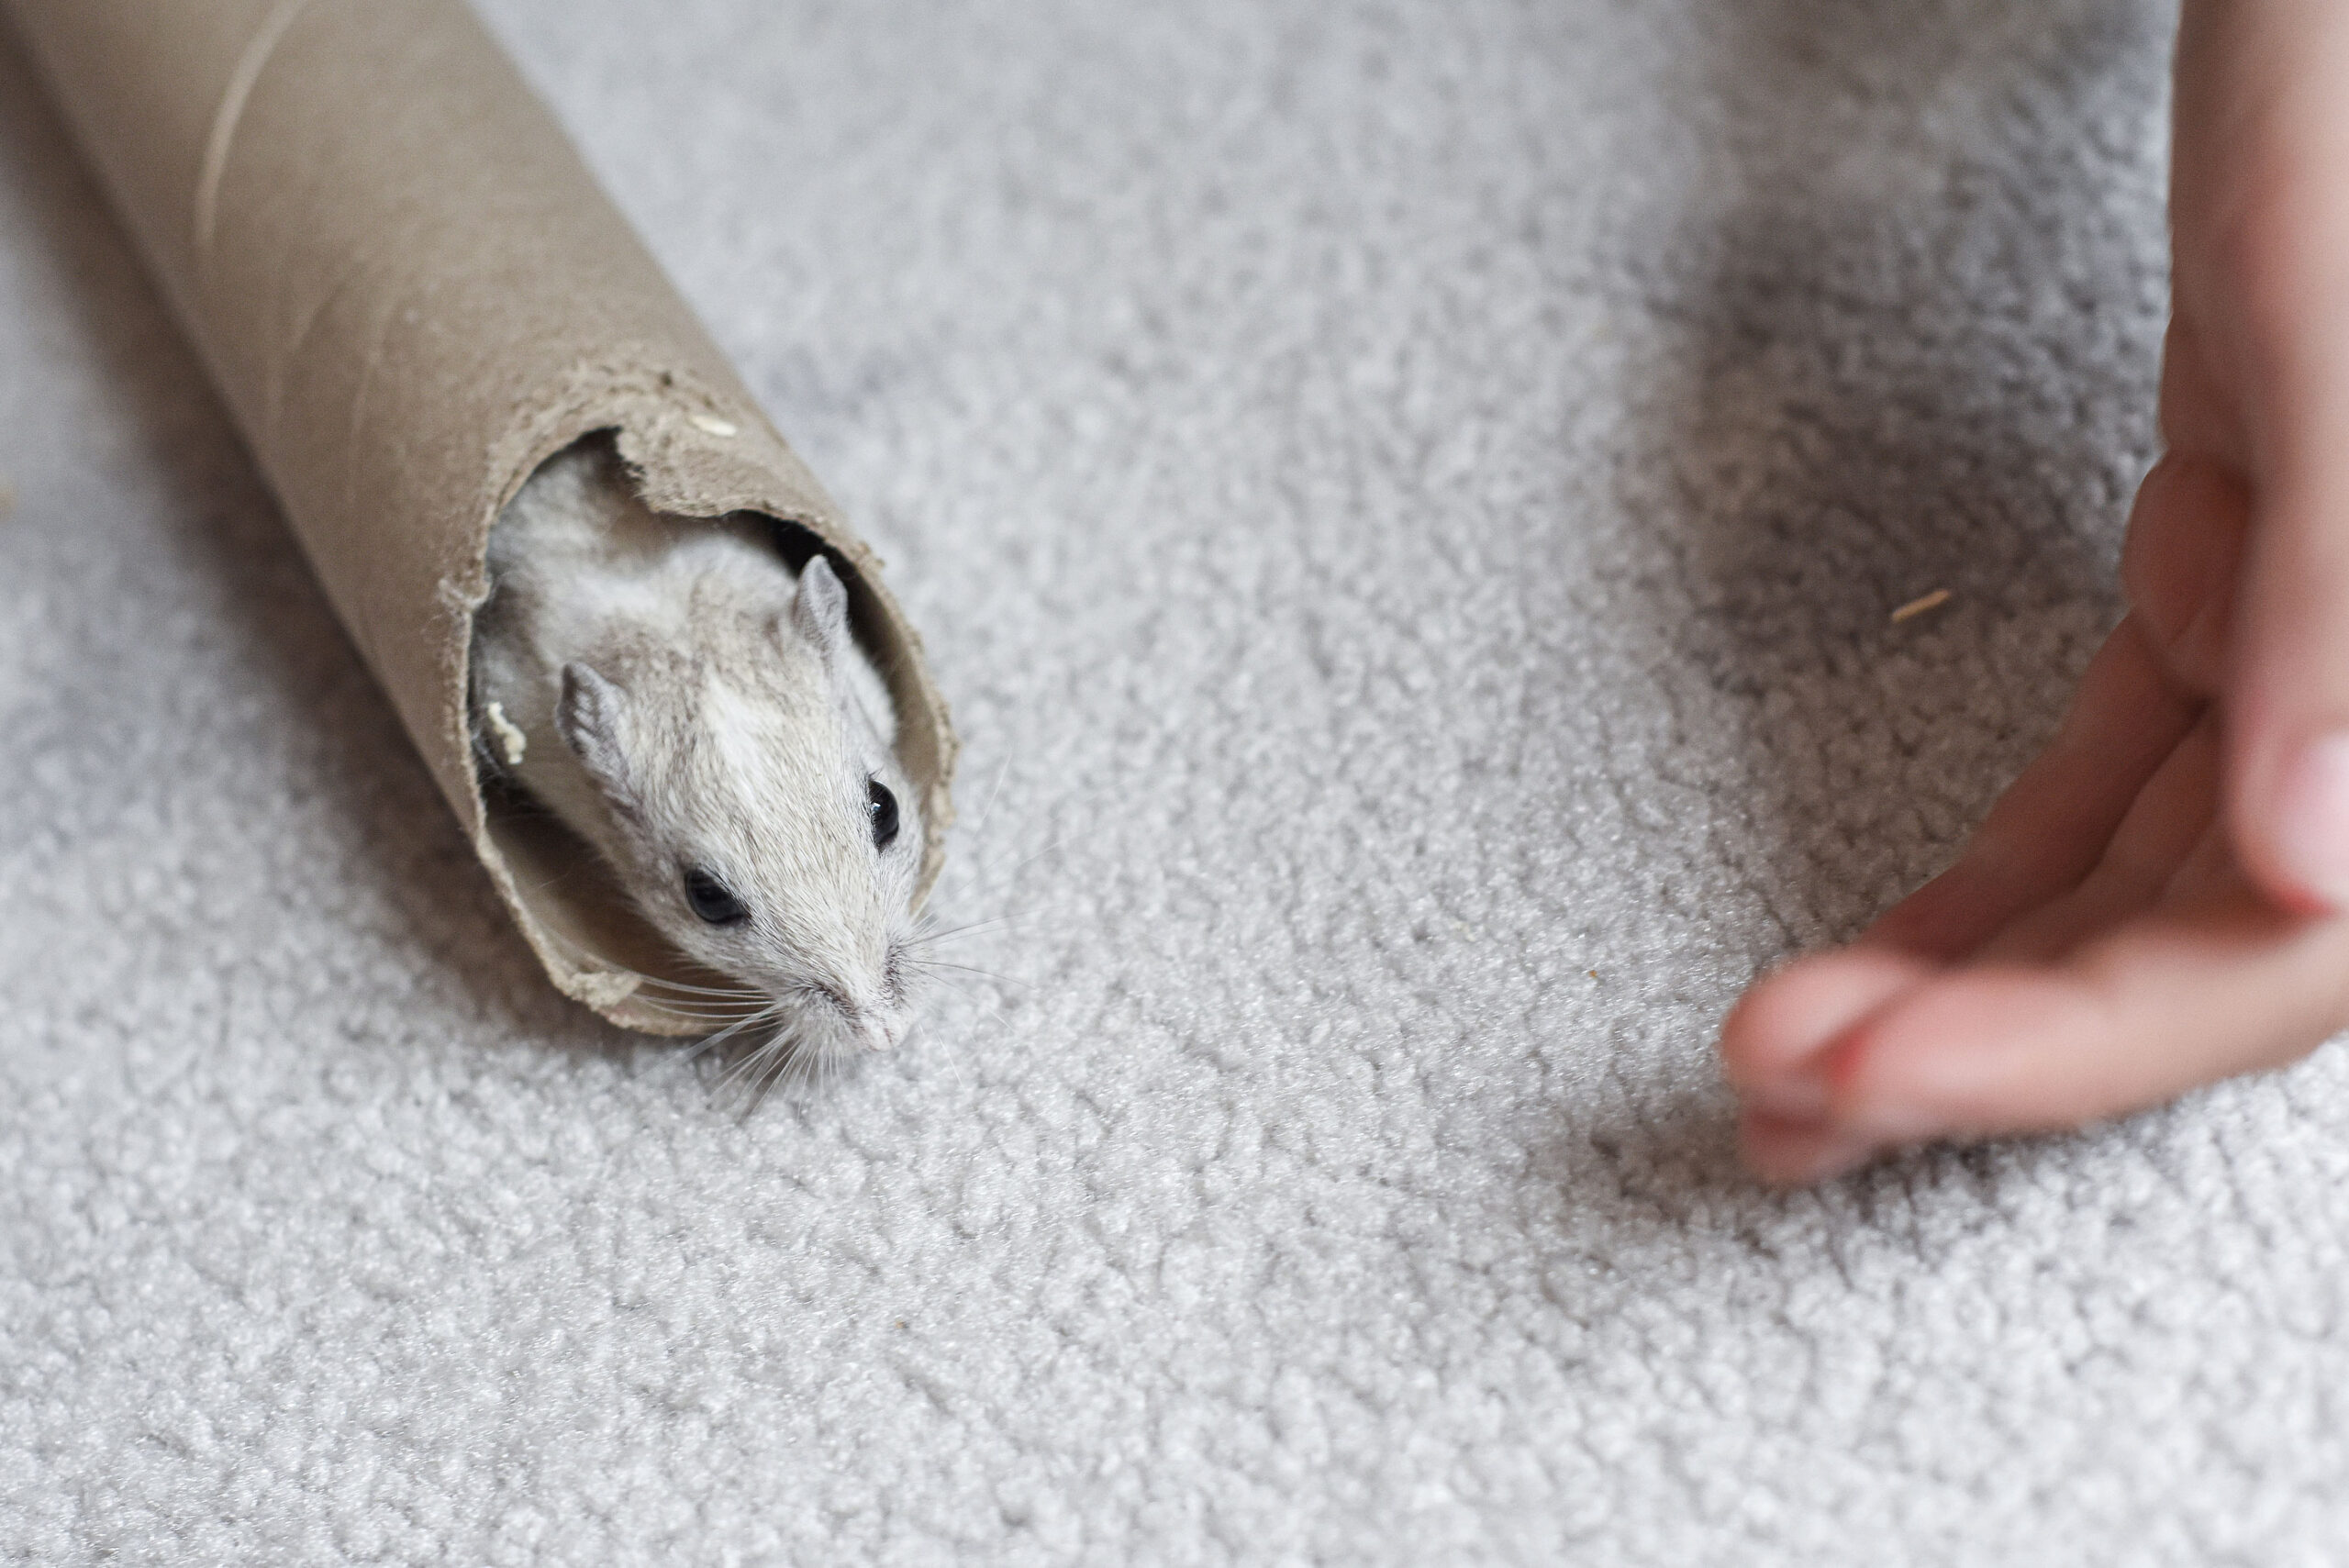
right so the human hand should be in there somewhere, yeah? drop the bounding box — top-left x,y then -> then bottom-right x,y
1720,0 -> 2349,1184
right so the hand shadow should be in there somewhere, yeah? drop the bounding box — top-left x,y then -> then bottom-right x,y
1523,0 -> 2174,1217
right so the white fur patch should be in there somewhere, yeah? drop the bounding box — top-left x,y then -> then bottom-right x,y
484,700 -> 528,765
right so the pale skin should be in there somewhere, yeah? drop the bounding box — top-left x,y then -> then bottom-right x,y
1720,0 -> 2349,1184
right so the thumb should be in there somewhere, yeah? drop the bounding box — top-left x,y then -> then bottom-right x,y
2221,226 -> 2349,913
2165,2 -> 2349,911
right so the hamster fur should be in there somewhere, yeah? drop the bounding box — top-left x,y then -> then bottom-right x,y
469,435 -> 924,1061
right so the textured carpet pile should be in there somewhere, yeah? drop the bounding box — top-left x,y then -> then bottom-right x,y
6,1 -> 2347,1562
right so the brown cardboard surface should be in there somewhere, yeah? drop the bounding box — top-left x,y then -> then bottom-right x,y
3,0 -> 957,1035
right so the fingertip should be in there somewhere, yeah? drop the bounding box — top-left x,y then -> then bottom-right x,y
2240,729 -> 2349,916
1736,1108 -> 1880,1187
1822,967 -> 2143,1140
1720,948 -> 1933,1087
1820,973 -> 2019,1140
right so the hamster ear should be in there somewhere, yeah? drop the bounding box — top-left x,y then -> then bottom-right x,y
557,662 -> 640,818
790,554 -> 850,662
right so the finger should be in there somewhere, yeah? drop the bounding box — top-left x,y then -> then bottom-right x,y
1720,947 -> 1936,1112
2147,309 -> 2250,469
2188,20 -> 2349,911
1820,878 -> 2349,1143
1863,614 -> 2200,960
1736,1108 -> 1877,1188
2157,806 -> 2240,909
1974,711 -> 2222,963
1725,617 -> 2203,1146
2119,450 -> 2251,696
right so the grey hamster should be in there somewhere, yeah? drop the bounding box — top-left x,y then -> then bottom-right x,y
469,435 -> 923,1062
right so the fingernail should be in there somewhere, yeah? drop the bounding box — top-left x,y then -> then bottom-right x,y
2273,732 -> 2349,910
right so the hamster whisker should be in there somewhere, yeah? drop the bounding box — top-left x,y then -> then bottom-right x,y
685,1000 -> 794,1062
808,1038 -> 855,1098
964,754 -> 1014,844
902,939 -> 1033,985
769,1042 -> 823,1105
518,862 -> 587,900
629,1004 -> 756,1028
723,1035 -> 791,1097
741,1059 -> 790,1115
934,995 -> 1017,1040
624,979 -> 766,1007
903,1020 -> 979,1097
632,990 -> 766,1012
632,974 -> 768,1000
563,972 -> 767,1018
642,1006 -> 774,1029
520,921 -> 767,1004
905,956 -> 1028,990
724,1028 -> 838,1109
906,951 -> 1019,976
905,968 -> 1019,1033
903,913 -> 1031,948
638,988 -> 767,1012
718,1040 -> 800,1108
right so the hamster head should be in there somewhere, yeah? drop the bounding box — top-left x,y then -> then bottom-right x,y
554,555 -> 924,1055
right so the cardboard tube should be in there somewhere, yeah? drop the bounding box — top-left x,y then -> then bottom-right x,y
5,0 -> 958,1035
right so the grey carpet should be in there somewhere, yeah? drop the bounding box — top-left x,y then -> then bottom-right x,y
6,1 -> 2346,1562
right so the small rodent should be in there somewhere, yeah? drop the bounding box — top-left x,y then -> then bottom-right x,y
469,434 -> 924,1062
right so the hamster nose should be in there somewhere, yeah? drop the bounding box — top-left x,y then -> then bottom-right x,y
818,985 -> 897,1053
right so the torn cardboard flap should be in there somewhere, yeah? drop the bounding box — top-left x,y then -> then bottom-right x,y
5,0 -> 957,1035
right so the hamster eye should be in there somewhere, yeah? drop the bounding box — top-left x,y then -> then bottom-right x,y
867,779 -> 900,851
683,868 -> 749,926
